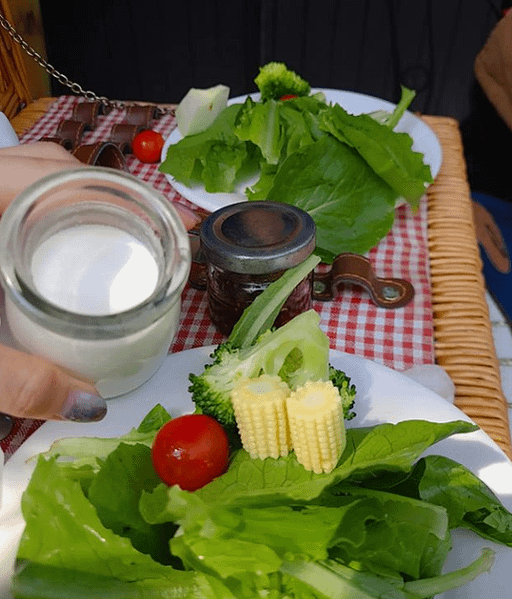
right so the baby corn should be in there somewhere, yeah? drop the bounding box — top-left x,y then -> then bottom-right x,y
286,381 -> 346,474
231,374 -> 291,460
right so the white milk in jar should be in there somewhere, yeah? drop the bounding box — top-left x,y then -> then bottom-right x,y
0,168 -> 191,397
31,225 -> 159,315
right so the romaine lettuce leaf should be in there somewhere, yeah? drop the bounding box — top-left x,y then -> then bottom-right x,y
265,135 -> 398,260
15,457 -> 223,597
13,562 -> 235,599
160,88 -> 433,257
319,103 -> 432,207
142,484 -> 450,582
160,103 -> 251,191
15,405 -> 501,599
234,97 -> 284,165
368,85 -> 416,129
87,442 -> 177,563
38,403 -> 171,470
415,454 -> 512,545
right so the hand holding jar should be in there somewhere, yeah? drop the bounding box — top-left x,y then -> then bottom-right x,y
0,142 -> 198,423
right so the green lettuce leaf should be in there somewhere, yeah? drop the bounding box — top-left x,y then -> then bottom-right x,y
13,562 -> 235,599
319,103 -> 432,207
367,85 -> 416,129
160,103 -> 252,191
327,486 -> 451,579
265,135 -> 398,260
15,457 -> 225,598
415,454 -> 512,545
38,404 -> 171,470
142,484 -> 450,582
87,442 -> 177,563
234,97 -> 284,165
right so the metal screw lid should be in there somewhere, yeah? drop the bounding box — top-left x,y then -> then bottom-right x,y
200,201 -> 316,274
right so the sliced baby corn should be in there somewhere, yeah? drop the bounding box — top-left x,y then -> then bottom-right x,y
286,380 -> 345,474
231,374 -> 291,460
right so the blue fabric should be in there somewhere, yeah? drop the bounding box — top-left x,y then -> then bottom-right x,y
472,192 -> 512,328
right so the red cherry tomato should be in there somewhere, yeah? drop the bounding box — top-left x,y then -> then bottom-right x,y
279,94 -> 298,101
132,130 -> 165,163
151,414 -> 230,491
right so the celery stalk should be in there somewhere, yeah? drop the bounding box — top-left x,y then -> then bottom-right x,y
228,253 -> 321,348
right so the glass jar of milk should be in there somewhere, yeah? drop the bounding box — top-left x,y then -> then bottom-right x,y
0,167 -> 191,398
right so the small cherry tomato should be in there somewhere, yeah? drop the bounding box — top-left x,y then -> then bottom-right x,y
151,414 -> 230,491
279,94 -> 298,101
132,130 -> 165,163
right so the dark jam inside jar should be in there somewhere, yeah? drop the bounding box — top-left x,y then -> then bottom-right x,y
199,201 -> 317,337
206,263 -> 313,336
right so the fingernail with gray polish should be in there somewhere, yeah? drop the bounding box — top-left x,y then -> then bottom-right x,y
61,390 -> 107,422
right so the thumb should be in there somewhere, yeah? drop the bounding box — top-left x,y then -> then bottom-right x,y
0,344 -> 107,422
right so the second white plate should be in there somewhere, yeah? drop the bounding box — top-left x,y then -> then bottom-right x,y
161,88 -> 443,213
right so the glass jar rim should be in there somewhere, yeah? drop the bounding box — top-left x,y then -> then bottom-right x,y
200,201 -> 316,274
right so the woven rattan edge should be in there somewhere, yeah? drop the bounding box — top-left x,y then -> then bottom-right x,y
423,114 -> 512,459
9,97 -> 58,136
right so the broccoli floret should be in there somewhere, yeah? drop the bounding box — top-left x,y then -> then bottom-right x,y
188,310 -> 329,433
255,62 -> 311,102
329,365 -> 357,421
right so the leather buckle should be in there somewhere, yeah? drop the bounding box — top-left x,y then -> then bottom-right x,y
312,253 -> 414,308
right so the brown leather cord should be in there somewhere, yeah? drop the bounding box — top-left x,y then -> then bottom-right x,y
72,141 -> 127,170
55,119 -> 86,149
313,253 -> 415,308
109,123 -> 144,154
39,119 -> 86,150
125,104 -> 160,127
71,101 -> 100,128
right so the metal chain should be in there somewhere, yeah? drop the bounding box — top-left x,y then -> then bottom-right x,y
0,11 -> 174,116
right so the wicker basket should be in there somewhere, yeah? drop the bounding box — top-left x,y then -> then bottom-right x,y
424,115 -> 512,459
0,0 -> 32,119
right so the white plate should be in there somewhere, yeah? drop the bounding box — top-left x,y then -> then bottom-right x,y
161,89 -> 443,213
1,347 -> 510,598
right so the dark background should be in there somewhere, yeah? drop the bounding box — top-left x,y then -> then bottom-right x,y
39,0 -> 511,199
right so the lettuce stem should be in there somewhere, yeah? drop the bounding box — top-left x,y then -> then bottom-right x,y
228,253 -> 321,348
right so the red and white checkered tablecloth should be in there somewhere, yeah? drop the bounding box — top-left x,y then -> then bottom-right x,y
1,96 -> 434,458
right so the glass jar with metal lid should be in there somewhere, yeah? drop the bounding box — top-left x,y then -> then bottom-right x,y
200,201 -> 316,336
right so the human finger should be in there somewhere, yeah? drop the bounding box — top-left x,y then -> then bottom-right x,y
0,141 -> 82,163
0,344 -> 106,422
0,156 -> 85,213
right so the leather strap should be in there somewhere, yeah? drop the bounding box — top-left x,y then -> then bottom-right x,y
312,253 -> 414,308
109,123 -> 144,154
55,119 -> 86,149
72,101 -> 100,128
72,141 -> 127,170
125,104 -> 160,127
39,120 -> 85,150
